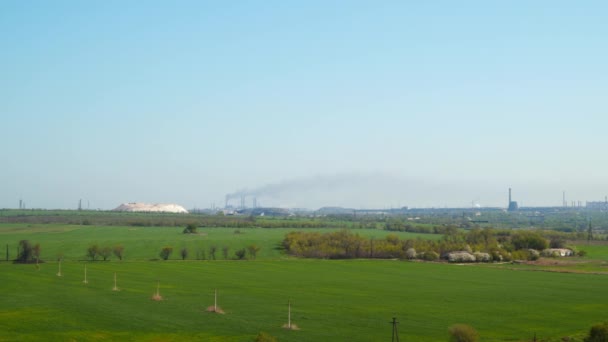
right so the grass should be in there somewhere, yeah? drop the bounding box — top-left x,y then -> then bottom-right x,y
1,223 -> 608,341
2,260 -> 608,341
0,224 -> 440,261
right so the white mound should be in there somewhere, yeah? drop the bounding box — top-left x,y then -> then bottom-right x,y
113,203 -> 188,213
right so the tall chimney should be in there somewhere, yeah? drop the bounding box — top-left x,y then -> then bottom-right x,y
509,188 -> 512,204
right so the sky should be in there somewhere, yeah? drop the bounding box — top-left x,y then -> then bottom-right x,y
1,1 -> 607,210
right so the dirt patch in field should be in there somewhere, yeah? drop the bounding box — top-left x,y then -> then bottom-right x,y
282,323 -> 300,330
206,306 -> 224,314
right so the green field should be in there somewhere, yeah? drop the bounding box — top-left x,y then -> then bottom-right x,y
0,224 -> 440,261
1,224 -> 608,341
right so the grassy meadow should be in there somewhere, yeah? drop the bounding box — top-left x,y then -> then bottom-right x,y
1,223 -> 608,341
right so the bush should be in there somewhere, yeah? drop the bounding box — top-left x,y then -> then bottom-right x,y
15,240 -> 41,263
254,331 -> 277,342
406,248 -> 417,260
448,251 -> 476,263
585,322 -> 608,342
448,324 -> 479,342
511,231 -> 548,251
160,247 -> 173,260
578,250 -> 588,257
183,223 -> 197,234
422,251 -> 439,261
235,248 -> 247,260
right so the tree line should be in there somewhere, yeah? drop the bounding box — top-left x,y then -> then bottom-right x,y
282,228 -> 584,261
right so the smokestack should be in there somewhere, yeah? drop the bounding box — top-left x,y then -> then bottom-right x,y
509,188 -> 512,204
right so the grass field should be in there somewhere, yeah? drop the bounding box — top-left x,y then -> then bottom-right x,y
0,224 -> 441,261
1,224 -> 608,341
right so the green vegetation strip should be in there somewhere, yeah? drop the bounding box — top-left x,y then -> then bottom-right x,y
1,260 -> 607,341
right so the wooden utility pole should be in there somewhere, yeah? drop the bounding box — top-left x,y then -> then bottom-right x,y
287,300 -> 291,329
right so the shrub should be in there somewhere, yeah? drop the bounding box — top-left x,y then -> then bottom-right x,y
578,250 -> 588,257
160,247 -> 173,260
254,331 -> 277,342
183,223 -> 197,234
550,237 -> 566,248
406,248 -> 417,260
448,251 -> 476,263
235,248 -> 247,260
16,240 -> 41,263
448,324 -> 479,342
473,252 -> 491,262
585,322 -> 608,342
511,231 -> 548,251
422,251 -> 439,261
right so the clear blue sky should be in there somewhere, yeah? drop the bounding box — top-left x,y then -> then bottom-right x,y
1,1 -> 607,209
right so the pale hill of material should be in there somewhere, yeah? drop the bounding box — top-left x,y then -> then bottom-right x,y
113,203 -> 188,213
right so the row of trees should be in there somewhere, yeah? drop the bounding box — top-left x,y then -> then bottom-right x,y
282,228 -> 575,261
86,244 -> 124,261
159,244 -> 261,261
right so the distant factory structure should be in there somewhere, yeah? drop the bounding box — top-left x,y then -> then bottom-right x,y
225,194 -> 258,210
586,197 -> 608,211
507,188 -> 518,211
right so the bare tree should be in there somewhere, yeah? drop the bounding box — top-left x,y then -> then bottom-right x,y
180,247 -> 189,260
247,244 -> 261,259
87,244 -> 99,261
113,245 -> 125,260
99,246 -> 112,261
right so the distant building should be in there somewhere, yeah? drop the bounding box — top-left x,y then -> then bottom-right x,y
507,188 -> 518,212
586,201 -> 608,211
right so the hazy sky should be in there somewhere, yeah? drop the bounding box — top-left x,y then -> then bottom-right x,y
1,1 -> 607,210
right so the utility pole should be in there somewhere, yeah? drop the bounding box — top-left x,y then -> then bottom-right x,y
391,317 -> 400,342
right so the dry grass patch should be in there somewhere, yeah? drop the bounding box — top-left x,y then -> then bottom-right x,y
205,306 -> 224,314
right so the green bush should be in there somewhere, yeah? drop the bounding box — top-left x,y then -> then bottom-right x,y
159,247 -> 173,260
422,251 -> 439,261
585,322 -> 608,342
511,231 -> 548,251
183,223 -> 197,234
254,331 -> 277,342
448,324 -> 478,342
235,248 -> 247,260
